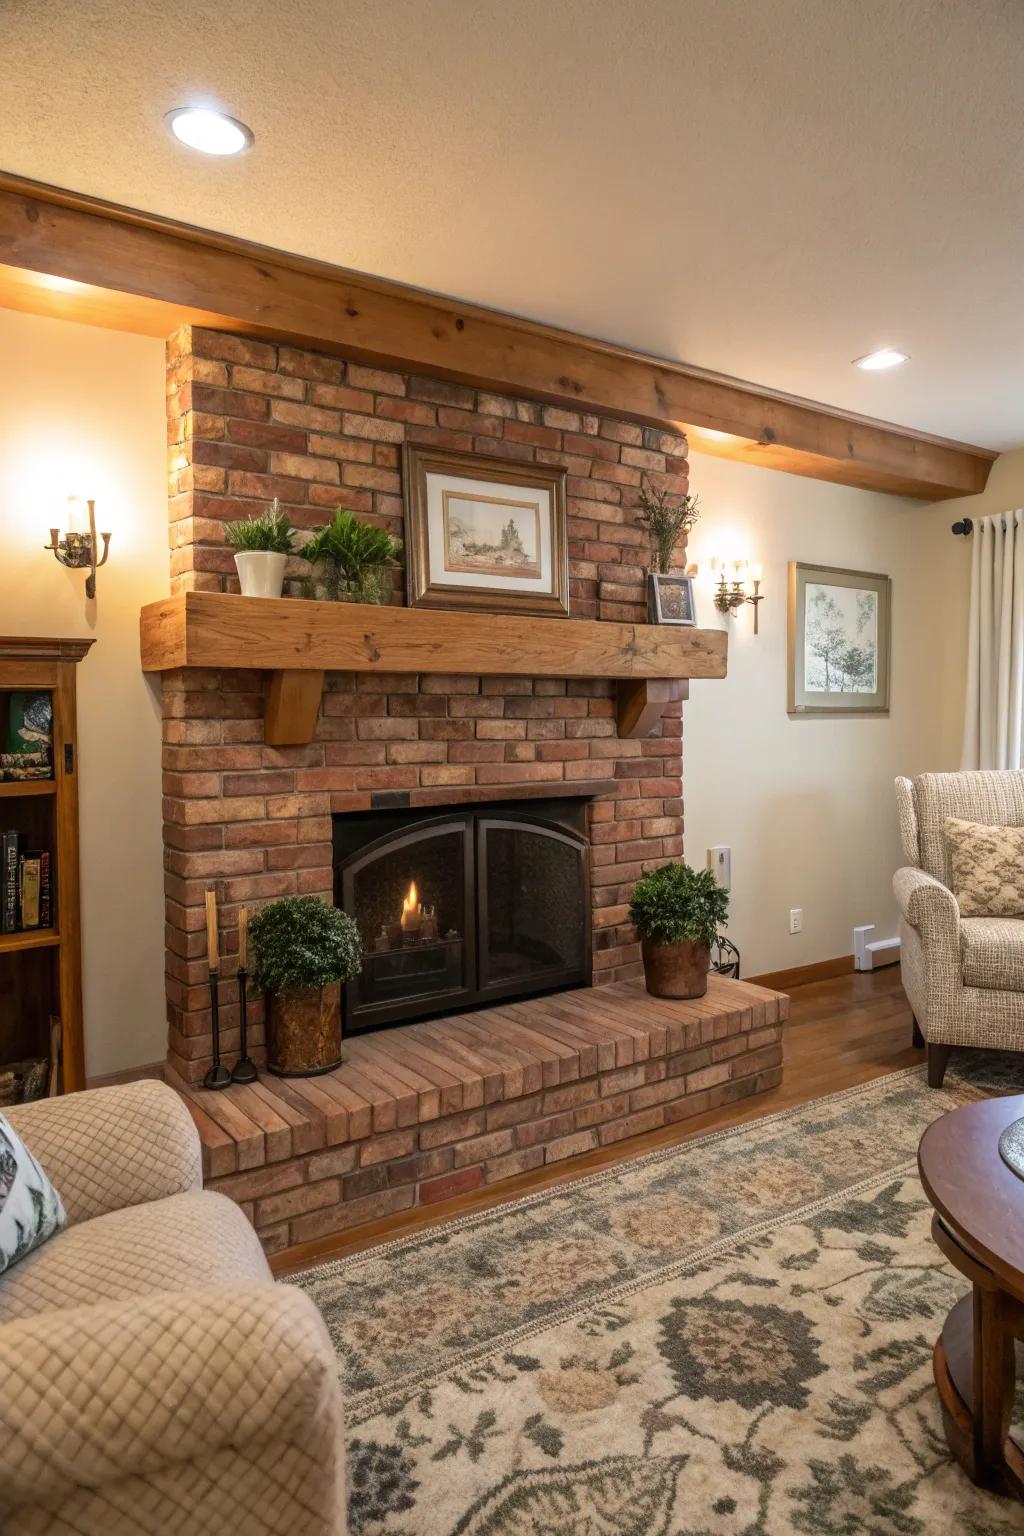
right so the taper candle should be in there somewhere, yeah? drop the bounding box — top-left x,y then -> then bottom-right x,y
238,906 -> 249,972
205,888 -> 219,972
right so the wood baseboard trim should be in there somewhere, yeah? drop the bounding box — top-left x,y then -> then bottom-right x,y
85,1060 -> 166,1090
747,955 -> 854,991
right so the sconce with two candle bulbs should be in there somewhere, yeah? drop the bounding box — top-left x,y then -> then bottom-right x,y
710,558 -> 765,633
44,495 -> 112,600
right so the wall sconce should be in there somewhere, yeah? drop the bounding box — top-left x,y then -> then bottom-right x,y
44,496 -> 111,600
711,559 -> 765,633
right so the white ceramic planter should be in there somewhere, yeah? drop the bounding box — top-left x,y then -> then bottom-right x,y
234,551 -> 287,598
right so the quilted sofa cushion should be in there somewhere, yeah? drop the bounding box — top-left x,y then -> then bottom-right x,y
960,916 -> 1024,992
0,1189 -> 270,1323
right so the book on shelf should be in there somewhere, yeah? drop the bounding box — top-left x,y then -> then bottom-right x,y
1,831 -> 17,933
1,832 -> 53,933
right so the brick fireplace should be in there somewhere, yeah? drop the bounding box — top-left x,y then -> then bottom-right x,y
163,326 -> 687,1085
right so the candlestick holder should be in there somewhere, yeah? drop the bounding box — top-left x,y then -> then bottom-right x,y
203,969 -> 231,1091
232,967 -> 258,1084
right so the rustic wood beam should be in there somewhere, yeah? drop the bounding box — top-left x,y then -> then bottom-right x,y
0,172 -> 995,502
264,669 -> 324,746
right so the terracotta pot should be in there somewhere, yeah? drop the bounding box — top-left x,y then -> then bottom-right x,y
266,982 -> 342,1076
641,937 -> 711,999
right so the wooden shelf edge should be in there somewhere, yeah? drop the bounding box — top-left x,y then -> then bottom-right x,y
0,780 -> 56,798
0,927 -> 60,954
0,637 -> 95,664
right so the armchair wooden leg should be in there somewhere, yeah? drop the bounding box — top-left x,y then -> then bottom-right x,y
927,1042 -> 952,1089
912,1015 -> 925,1050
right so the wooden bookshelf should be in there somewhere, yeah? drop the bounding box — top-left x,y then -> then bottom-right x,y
0,637 -> 93,1095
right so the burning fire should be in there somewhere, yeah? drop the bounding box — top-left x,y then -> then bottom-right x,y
400,881 -> 421,931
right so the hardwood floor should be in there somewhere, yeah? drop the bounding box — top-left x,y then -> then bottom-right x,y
273,964 -> 916,1276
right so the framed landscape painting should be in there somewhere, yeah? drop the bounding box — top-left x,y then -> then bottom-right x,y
787,562 -> 891,715
403,445 -> 569,616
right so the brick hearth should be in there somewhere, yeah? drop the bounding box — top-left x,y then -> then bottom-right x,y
163,328 -> 689,1084
173,976 -> 787,1256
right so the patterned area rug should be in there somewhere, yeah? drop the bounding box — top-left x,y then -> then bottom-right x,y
297,1064 -> 1024,1534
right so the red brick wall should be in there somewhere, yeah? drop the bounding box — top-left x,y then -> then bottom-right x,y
163,328 -> 688,1083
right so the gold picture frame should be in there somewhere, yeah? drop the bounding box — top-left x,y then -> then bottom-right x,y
403,445 -> 569,616
788,561 -> 891,715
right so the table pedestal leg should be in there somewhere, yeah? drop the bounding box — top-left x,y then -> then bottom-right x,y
935,1288 -> 1024,1498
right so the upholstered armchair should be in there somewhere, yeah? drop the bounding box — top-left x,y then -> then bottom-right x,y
0,1080 -> 346,1535
894,770 -> 1024,1088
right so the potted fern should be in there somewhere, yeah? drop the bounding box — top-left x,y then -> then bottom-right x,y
629,861 -> 729,999
225,499 -> 296,598
299,508 -> 402,603
248,895 -> 362,1075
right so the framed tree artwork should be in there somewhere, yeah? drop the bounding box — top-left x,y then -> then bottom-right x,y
403,445 -> 569,616
788,562 -> 891,715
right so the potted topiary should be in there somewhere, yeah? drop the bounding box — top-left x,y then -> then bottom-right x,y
629,861 -> 729,999
225,499 -> 297,598
298,507 -> 402,602
248,895 -> 362,1075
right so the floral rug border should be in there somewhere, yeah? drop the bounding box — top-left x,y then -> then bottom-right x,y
312,1063 -> 983,1419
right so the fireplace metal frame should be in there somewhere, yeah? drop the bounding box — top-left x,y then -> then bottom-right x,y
335,803 -> 591,1033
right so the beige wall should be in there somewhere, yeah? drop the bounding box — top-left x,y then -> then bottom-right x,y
682,451 -> 972,978
0,307 -> 167,1077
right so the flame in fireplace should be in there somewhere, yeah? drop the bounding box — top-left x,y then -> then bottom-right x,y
400,881 -> 420,930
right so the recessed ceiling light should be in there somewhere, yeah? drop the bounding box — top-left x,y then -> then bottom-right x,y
165,107 -> 253,156
853,348 -> 909,371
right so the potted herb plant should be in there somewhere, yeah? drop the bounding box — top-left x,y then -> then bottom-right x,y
628,861 -> 729,999
248,895 -> 362,1075
225,499 -> 296,598
299,507 -> 402,602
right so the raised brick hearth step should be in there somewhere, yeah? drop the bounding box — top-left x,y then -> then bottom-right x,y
172,975 -> 787,1256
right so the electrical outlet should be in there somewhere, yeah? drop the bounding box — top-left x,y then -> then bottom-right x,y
789,908 -> 803,935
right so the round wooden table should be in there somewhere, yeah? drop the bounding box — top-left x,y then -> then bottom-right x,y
919,1094 -> 1024,1499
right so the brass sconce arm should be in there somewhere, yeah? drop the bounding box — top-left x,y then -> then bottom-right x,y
44,498 -> 112,600
711,566 -> 765,634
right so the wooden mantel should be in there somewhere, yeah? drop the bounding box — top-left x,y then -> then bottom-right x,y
140,592 -> 727,743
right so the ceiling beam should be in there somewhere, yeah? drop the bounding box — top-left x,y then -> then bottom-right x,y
0,171 -> 994,501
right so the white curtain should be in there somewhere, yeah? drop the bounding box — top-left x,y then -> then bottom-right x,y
961,509 -> 1024,769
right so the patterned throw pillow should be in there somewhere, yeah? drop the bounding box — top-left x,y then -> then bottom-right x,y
0,1113 -> 65,1274
944,817 -> 1024,917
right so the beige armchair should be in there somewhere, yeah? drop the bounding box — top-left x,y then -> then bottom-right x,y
0,1080 -> 345,1535
895,770 -> 1024,1087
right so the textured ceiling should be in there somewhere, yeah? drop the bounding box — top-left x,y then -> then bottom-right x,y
2,0 -> 1022,449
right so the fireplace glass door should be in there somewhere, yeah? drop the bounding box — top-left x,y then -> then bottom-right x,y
342,820 -> 474,1027
478,818 -> 588,995
335,802 -> 589,1032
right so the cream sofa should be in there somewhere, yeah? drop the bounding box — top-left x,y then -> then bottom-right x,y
895,769 -> 1024,1088
0,1080 -> 345,1535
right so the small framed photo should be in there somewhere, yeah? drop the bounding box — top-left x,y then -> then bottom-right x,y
647,573 -> 697,626
788,562 -> 891,715
403,445 -> 569,617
